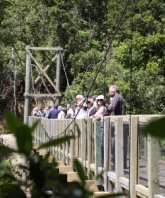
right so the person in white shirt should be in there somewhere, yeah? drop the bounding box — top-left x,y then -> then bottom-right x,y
73,95 -> 86,119
66,104 -> 74,118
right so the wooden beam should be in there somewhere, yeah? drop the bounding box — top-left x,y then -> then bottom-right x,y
115,117 -> 124,193
104,117 -> 112,191
24,93 -> 60,97
25,48 -> 61,96
26,46 -> 63,51
85,180 -> 99,192
130,116 -> 139,198
87,118 -> 92,178
93,192 -> 112,198
94,119 -> 102,185
135,184 -> 148,197
59,166 -> 73,174
148,118 -> 159,197
67,172 -> 80,182
34,54 -> 57,84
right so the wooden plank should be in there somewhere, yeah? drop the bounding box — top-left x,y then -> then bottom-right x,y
75,120 -> 80,158
104,117 -> 112,191
70,120 -> 75,169
62,119 -> 67,164
94,119 -> 102,185
119,177 -> 129,190
109,115 -> 165,124
81,119 -> 87,168
59,166 -> 73,174
67,172 -> 80,182
66,119 -> 72,165
87,118 -> 92,178
148,118 -> 159,197
130,116 -> 139,198
135,184 -> 148,197
34,54 -> 57,83
154,195 -> 165,198
93,192 -> 112,198
24,93 -> 60,97
85,180 -> 99,192
27,46 -> 63,51
25,49 -> 61,96
108,172 -> 116,184
115,117 -> 124,193
90,163 -> 95,172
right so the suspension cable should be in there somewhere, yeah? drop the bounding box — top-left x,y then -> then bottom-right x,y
12,47 -> 17,115
60,51 -> 75,102
86,0 -> 130,97
50,0 -> 130,138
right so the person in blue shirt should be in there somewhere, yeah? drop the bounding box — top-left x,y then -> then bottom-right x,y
48,104 -> 60,119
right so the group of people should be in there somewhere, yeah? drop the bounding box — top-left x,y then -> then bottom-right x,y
32,85 -> 126,119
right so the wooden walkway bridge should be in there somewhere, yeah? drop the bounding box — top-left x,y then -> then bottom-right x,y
29,115 -> 165,198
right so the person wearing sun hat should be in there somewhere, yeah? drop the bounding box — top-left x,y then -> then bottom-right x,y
86,98 -> 96,117
91,95 -> 106,120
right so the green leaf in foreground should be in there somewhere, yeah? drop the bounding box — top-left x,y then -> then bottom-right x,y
0,145 -> 16,159
73,158 -> 86,186
16,125 -> 33,156
38,135 -> 74,149
0,184 -> 26,198
142,117 -> 165,138
4,110 -> 22,134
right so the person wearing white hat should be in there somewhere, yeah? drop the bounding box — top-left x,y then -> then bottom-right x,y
91,95 -> 106,120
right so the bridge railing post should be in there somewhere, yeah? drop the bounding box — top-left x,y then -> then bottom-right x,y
115,117 -> 124,193
94,119 -> 102,185
62,119 -> 67,164
87,118 -> 93,179
80,119 -> 87,168
130,116 -> 139,197
74,119 -> 80,159
104,116 -> 111,191
70,120 -> 76,169
148,118 -> 159,198
66,119 -> 72,166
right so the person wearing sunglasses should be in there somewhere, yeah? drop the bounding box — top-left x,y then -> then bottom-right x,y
91,95 -> 106,120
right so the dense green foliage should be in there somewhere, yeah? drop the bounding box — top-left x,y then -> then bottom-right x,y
0,0 -> 165,114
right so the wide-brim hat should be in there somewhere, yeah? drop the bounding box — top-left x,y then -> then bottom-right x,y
87,98 -> 94,104
96,95 -> 104,100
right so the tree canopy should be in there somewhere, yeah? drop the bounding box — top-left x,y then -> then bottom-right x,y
0,0 -> 165,114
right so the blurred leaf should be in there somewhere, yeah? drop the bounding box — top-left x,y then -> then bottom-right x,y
73,158 -> 86,186
0,145 -> 16,158
16,125 -> 33,156
0,173 -> 16,182
142,117 -> 165,138
1,184 -> 26,198
38,135 -> 74,149
4,110 -> 22,134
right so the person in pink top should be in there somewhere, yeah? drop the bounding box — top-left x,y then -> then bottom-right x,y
91,95 -> 106,120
